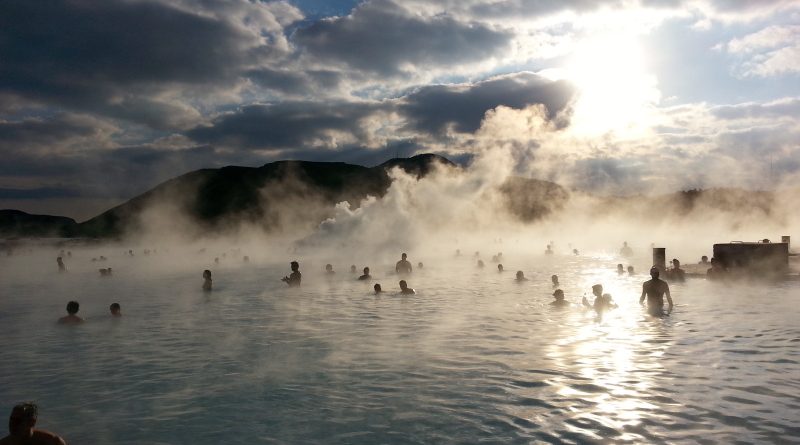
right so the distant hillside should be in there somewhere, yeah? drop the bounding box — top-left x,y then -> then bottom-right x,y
0,209 -> 77,238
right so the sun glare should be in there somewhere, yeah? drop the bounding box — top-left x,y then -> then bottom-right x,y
565,34 -> 660,137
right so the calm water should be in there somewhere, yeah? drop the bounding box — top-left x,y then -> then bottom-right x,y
1,249 -> 799,444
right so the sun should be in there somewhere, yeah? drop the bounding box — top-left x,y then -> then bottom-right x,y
564,33 -> 660,137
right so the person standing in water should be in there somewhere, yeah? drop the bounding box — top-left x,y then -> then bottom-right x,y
57,301 -> 83,325
551,275 -> 559,288
325,264 -> 335,275
282,261 -> 301,287
515,271 -> 528,281
640,267 -> 673,316
202,270 -> 212,291
374,283 -> 382,295
398,280 -> 415,295
395,253 -> 412,275
56,257 -> 65,273
358,267 -> 371,281
620,241 -> 633,257
550,289 -> 569,308
1,402 -> 67,445
109,303 -> 121,317
582,284 -> 617,315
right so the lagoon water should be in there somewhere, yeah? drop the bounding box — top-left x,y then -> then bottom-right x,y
1,248 -> 799,444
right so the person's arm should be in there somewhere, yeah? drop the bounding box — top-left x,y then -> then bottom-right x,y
665,283 -> 674,313
582,296 -> 591,308
639,284 -> 646,306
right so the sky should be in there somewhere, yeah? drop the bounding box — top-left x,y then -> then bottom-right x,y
0,0 -> 799,221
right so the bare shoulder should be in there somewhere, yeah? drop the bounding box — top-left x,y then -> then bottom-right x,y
33,429 -> 67,445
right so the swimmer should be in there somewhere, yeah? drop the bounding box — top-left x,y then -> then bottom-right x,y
545,245 -> 553,255
497,264 -> 504,272
395,253 -> 412,275
551,274 -> 559,287
617,264 -> 625,275
668,259 -> 685,282
550,289 -> 569,308
1,402 -> 67,445
57,301 -> 83,325
202,270 -> 212,291
109,303 -> 121,317
707,257 -> 725,280
398,280 -> 415,295
640,267 -> 673,316
281,261 -> 301,287
515,270 -> 528,281
620,241 -> 633,257
56,257 -> 65,273
358,267 -> 371,281
418,262 -> 424,269
582,284 -> 617,314
627,265 -> 634,275
374,283 -> 382,295
350,265 -> 357,274
325,264 -> 335,275
477,259 -> 485,268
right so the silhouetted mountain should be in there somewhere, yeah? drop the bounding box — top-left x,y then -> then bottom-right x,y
0,209 -> 77,238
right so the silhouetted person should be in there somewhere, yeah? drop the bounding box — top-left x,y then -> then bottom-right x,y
398,280 -> 415,295
282,261 -> 301,287
515,270 -> 528,281
202,270 -> 212,291
582,284 -> 616,315
350,265 -> 357,274
109,303 -> 121,317
497,264 -> 504,272
417,262 -> 423,269
325,264 -> 335,275
617,264 -> 625,275
1,402 -> 67,445
545,245 -> 553,255
374,283 -> 382,294
477,259 -> 485,268
56,257 -> 65,273
668,259 -> 685,282
627,265 -> 634,275
620,242 -> 633,257
707,258 -> 725,280
550,289 -> 569,308
700,255 -> 709,264
58,301 -> 83,325
396,253 -> 412,275
358,267 -> 371,281
640,267 -> 674,316
551,274 -> 559,287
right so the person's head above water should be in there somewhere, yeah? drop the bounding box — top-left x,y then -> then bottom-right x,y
290,261 -> 299,271
363,267 -> 370,275
8,402 -> 38,436
66,301 -> 79,315
497,264 -> 504,272
399,280 -> 408,290
325,264 -> 333,272
350,265 -> 357,273
672,258 -> 681,268
203,269 -> 211,279
701,255 -> 708,263
418,262 -> 423,268
109,303 -> 121,316
650,266 -> 660,278
553,289 -> 565,301
591,284 -> 603,297
516,270 -> 524,279
617,263 -> 624,270
401,253 -> 407,260
551,274 -> 559,284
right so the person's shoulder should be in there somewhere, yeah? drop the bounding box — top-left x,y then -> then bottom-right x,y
33,429 -> 67,445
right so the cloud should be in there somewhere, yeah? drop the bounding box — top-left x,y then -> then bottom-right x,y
293,0 -> 513,76
717,25 -> 800,77
0,0 -> 300,129
399,72 -> 575,137
711,97 -> 800,120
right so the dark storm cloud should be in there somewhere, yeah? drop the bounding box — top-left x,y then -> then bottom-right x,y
293,0 -> 513,75
187,101 -> 383,149
247,69 -> 344,95
0,0 -> 273,129
0,115 -> 104,152
399,72 -> 575,136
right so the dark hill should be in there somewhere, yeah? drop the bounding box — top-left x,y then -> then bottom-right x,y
0,209 -> 77,238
